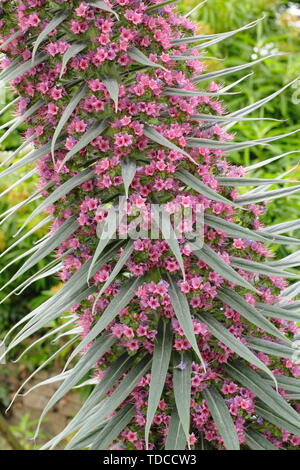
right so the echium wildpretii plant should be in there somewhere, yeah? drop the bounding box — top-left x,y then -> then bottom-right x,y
1,0 -> 300,451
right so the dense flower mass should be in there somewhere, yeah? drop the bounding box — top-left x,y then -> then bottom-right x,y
1,0 -> 300,450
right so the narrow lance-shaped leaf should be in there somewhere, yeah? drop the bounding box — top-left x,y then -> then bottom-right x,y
144,125 -> 197,165
103,78 -> 119,112
145,319 -> 173,448
128,47 -> 167,71
217,288 -> 290,342
35,333 -> 116,437
0,100 -> 44,146
245,429 -> 279,451
58,119 -> 108,170
248,338 -> 294,359
245,150 -> 300,172
202,386 -> 240,450
91,405 -> 135,450
236,183 -> 300,205
32,11 -> 70,62
92,240 -> 134,313
223,361 -> 300,429
165,406 -> 187,450
65,275 -> 146,366
88,0 -> 120,19
204,214 -> 268,242
167,274 -> 206,369
199,313 -> 277,386
60,43 -> 87,78
176,169 -> 242,209
15,169 -> 94,235
152,205 -> 185,280
1,217 -> 79,289
173,351 -> 192,443
190,242 -> 258,292
51,84 -> 88,160
121,158 -> 136,199
66,355 -> 152,447
192,54 -> 277,83
230,256 -> 300,279
87,199 -> 124,283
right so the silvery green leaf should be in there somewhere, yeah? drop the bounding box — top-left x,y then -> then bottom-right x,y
230,256 -> 300,279
35,333 -> 116,436
236,183 -> 300,205
245,150 -> 300,172
0,216 -> 50,259
176,169 -> 241,208
146,0 -> 178,12
191,242 -> 257,292
6,336 -> 76,414
173,351 -> 192,443
216,176 -> 298,187
163,87 -> 236,97
261,218 -> 300,235
248,337 -> 293,359
152,205 -> 185,280
167,274 -> 205,368
187,128 -> 300,153
192,54 -> 276,83
281,281 -> 300,301
257,230 -> 300,246
202,386 -> 240,450
224,361 -> 300,427
51,84 -> 88,159
145,319 -> 173,448
0,100 -> 43,145
245,430 -> 279,450
65,276 -> 145,366
0,97 -> 20,117
200,314 -> 276,385
58,119 -> 108,170
92,239 -> 134,311
43,353 -> 135,449
144,125 -> 197,164
16,318 -> 74,363
217,288 -> 288,342
16,169 -> 94,234
103,78 -> 119,112
259,373 -> 300,393
0,168 -> 37,199
204,214 -> 268,242
128,47 -> 167,71
66,355 -> 152,447
32,11 -> 69,62
254,403 -> 300,436
121,158 -> 136,199
60,43 -> 87,78
0,30 -> 23,50
0,54 -> 47,85
184,0 -> 207,17
88,1 -> 119,19
228,76 -> 300,124
3,286 -> 96,359
172,18 -> 261,46
0,140 -> 62,180
91,405 -> 135,450
165,407 -> 186,450
2,217 -> 78,289
88,200 -> 124,283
